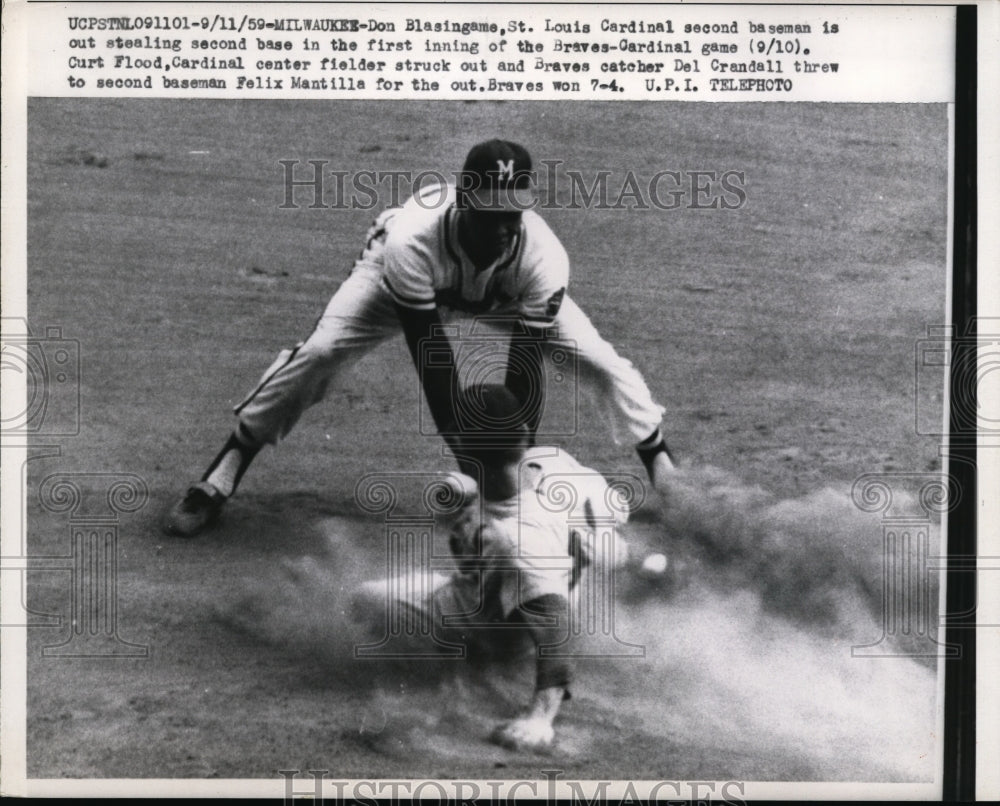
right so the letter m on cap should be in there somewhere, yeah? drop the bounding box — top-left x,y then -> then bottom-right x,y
496,159 -> 515,180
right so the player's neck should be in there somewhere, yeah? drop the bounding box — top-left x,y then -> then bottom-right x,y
457,232 -> 496,272
455,210 -> 507,272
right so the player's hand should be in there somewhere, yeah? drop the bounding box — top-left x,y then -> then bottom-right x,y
490,716 -> 555,751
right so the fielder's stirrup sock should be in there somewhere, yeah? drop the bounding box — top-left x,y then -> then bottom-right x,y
636,429 -> 675,478
202,427 -> 262,498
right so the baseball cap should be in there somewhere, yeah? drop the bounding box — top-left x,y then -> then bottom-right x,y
458,139 -> 536,212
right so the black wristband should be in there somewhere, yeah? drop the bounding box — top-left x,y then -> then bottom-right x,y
393,302 -> 458,437
636,429 -> 675,476
517,594 -> 572,691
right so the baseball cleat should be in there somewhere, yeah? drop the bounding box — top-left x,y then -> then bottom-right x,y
490,717 -> 555,752
162,481 -> 227,537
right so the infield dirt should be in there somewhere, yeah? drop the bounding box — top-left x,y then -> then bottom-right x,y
23,99 -> 948,784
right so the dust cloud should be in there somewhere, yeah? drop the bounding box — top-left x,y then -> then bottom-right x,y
218,468 -> 941,781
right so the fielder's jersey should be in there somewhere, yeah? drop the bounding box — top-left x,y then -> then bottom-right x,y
364,184 -> 569,328
449,446 -> 630,618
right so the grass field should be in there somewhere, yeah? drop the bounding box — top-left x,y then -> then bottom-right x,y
22,99 -> 948,786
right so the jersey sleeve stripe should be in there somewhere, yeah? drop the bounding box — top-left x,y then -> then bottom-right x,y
382,276 -> 437,309
521,316 -> 556,328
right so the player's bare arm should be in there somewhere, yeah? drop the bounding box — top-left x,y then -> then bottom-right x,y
505,320 -> 548,439
392,301 -> 459,442
490,592 -> 572,752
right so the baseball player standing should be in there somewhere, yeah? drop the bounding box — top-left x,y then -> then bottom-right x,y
350,384 -> 631,751
163,140 -> 676,536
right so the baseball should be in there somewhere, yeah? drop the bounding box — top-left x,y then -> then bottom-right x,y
640,552 -> 669,576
